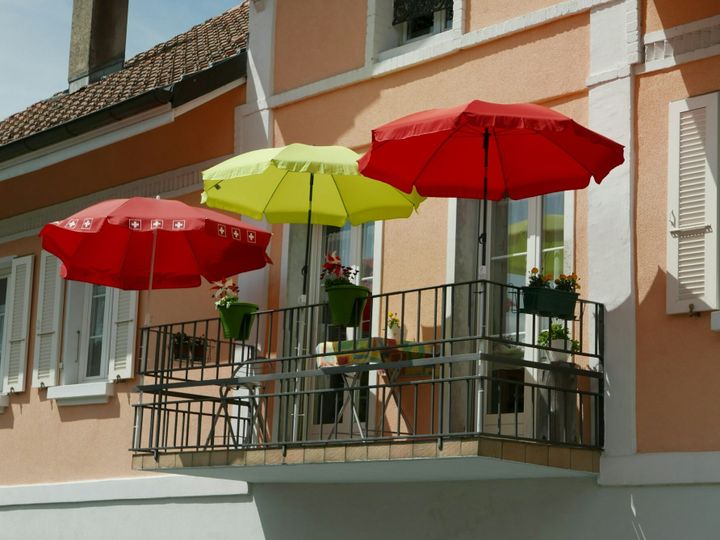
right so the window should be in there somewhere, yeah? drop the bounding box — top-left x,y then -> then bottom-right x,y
34,251 -> 138,402
394,0 -> 453,44
80,284 -> 112,381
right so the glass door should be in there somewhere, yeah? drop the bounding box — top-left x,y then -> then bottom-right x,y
482,194 -> 565,437
308,222 -> 375,440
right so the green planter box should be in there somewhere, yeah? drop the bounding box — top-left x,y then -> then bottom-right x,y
521,287 -> 578,320
218,302 -> 259,340
326,284 -> 370,327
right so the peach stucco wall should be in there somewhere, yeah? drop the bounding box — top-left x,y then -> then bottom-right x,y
0,235 -> 146,484
273,0 -> 367,94
644,0 -> 719,34
635,55 -> 720,453
0,87 -> 244,483
273,14 -> 589,149
467,0 -> 561,30
272,14 -> 590,338
0,86 -> 244,220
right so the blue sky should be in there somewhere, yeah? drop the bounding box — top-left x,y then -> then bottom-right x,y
0,0 -> 240,121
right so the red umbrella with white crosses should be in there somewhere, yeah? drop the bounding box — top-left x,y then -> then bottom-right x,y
39,197 -> 272,290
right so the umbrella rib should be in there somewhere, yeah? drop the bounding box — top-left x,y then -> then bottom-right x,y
412,125 -> 462,188
537,131 -> 596,179
331,174 -> 353,225
262,169 -> 291,217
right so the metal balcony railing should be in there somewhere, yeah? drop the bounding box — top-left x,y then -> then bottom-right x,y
131,279 -> 604,456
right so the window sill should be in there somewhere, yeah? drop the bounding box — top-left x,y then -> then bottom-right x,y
47,381 -> 114,406
0,394 -> 8,413
376,28 -> 459,65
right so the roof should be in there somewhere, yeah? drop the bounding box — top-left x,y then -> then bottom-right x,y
0,3 -> 248,150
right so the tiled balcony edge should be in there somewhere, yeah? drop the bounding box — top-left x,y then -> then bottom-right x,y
133,437 -> 600,475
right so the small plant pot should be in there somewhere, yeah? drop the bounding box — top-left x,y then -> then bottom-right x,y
521,287 -> 578,319
172,333 -> 207,363
326,284 -> 370,327
218,302 -> 259,340
386,326 -> 400,342
547,338 -> 571,363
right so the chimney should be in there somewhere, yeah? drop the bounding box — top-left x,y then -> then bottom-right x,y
68,0 -> 129,93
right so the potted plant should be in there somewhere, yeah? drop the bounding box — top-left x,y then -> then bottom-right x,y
320,252 -> 370,327
211,278 -> 258,340
538,322 -> 580,362
386,311 -> 401,341
521,268 -> 580,319
172,332 -> 207,363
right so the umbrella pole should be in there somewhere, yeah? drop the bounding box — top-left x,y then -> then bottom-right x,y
301,172 -> 315,301
294,172 -> 315,442
480,128 -> 490,268
144,227 -> 158,326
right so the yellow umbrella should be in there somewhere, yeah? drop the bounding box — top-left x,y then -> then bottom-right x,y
202,143 -> 423,295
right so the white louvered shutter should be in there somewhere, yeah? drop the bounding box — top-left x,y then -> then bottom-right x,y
108,289 -> 138,381
667,93 -> 719,314
1,255 -> 34,394
32,252 -> 64,388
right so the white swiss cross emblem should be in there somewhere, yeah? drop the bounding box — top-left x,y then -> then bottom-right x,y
231,228 -> 241,240
247,231 -> 256,243
129,219 -> 142,230
172,220 -> 185,230
81,218 -> 93,230
66,219 -> 79,229
217,224 -> 227,237
151,219 -> 163,229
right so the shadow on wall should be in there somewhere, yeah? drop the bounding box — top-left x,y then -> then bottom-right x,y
635,267 -> 720,452
54,381 -> 136,422
251,477 -> 720,540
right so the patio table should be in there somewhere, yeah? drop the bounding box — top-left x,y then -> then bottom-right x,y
314,337 -> 436,438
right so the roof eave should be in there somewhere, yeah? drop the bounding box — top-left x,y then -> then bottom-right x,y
0,50 -> 247,165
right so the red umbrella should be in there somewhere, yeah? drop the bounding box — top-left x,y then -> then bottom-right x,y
358,100 -> 625,263
39,197 -> 272,290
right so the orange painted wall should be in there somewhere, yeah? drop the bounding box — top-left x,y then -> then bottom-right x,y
644,0 -> 719,34
0,235 -> 146,484
467,0 -> 561,30
0,85 -> 246,483
635,55 -> 720,452
273,0 -> 367,93
273,14 -> 589,149
0,86 -> 245,220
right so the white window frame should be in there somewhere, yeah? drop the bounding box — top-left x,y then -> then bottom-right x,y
0,263 -> 11,377
480,194 -> 572,436
398,7 -> 453,44
368,0 -> 463,62
78,284 -> 113,383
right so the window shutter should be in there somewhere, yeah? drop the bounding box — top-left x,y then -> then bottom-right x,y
1,255 -> 34,394
32,252 -> 64,388
667,92 -> 719,314
108,289 -> 137,381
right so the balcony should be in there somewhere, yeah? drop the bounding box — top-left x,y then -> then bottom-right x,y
131,279 -> 604,482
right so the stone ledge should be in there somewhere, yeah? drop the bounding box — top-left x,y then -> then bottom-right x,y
133,436 -> 600,476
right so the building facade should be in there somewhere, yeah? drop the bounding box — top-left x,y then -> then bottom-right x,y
1,0 -> 719,538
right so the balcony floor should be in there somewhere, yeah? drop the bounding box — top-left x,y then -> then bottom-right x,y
133,436 -> 599,483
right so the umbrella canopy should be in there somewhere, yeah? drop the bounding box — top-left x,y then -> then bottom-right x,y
358,100 -> 625,199
202,143 -> 424,227
202,143 -> 424,296
39,197 -> 272,290
358,100 -> 624,265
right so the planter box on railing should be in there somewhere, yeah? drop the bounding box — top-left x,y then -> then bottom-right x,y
521,287 -> 578,319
